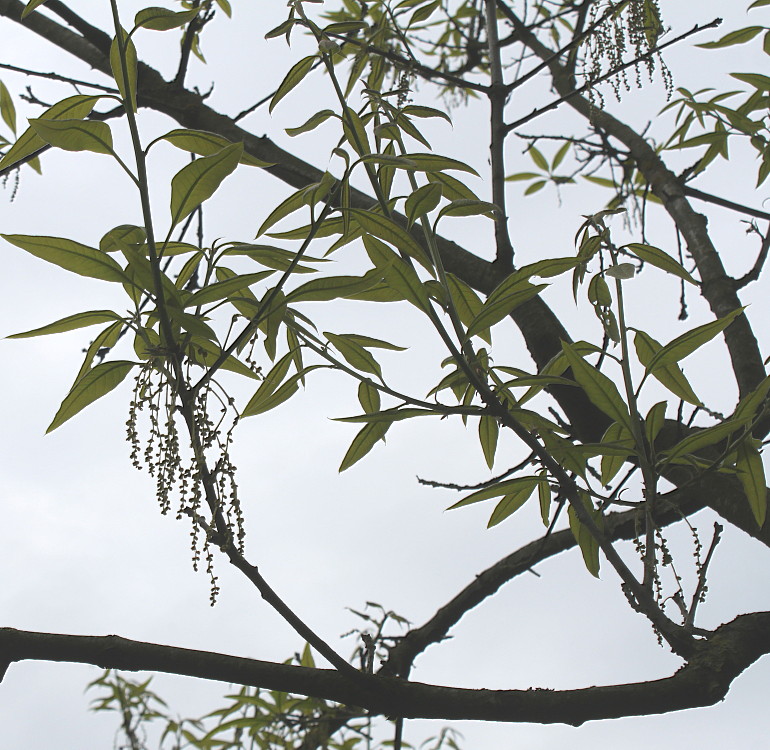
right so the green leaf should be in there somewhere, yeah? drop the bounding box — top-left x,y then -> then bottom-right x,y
358,381 -> 381,414
285,272 -> 381,303
134,7 -> 200,30
185,272 -> 273,307
21,0 -> 49,18
749,0 -> 770,8
404,183 -> 442,227
0,94 -> 101,171
736,440 -> 767,527
335,407 -> 435,424
633,330 -> 701,405
401,152 -> 479,176
645,307 -> 745,371
242,368 -> 319,416
350,208 -> 432,268
427,171 -> 481,201
528,146 -> 548,170
624,243 -> 698,285
437,199 -> 498,220
224,243 -> 326,272
185,338 -> 260,380
538,473 -> 551,525
0,80 -> 16,134
730,72 -> 770,91
551,141 -> 571,169
75,321 -> 123,382
325,332 -> 383,378
342,106 -> 371,157
169,142 -> 242,229
487,480 -> 538,528
600,422 -> 634,484
270,55 -> 317,113
645,401 -> 667,447
8,310 -> 122,338
447,476 -> 539,510
466,279 -> 547,338
478,415 -> 499,469
505,172 -> 542,182
664,419 -> 746,462
29,118 -> 113,155
110,27 -> 138,113
339,334 -> 406,351
2,234 -> 128,283
733,374 -> 770,424
339,421 -> 390,471
445,273 -> 489,343
561,342 -> 632,431
568,497 -> 601,577
401,105 -> 451,124
99,225 -> 146,253
363,235 -> 432,312
696,26 -> 764,49
161,129 -> 272,167
285,110 -> 337,137
47,360 -> 134,433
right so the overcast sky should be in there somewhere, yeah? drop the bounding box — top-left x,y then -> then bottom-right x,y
1,2 -> 769,748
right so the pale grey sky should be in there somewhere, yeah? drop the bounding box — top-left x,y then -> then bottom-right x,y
1,2 -> 769,748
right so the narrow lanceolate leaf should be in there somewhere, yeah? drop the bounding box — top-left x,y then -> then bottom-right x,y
75,321 -> 123,382
696,26 -> 764,49
733,373 -> 770,424
447,476 -> 540,510
568,498 -> 601,577
241,368 -> 317,417
358,381 -> 381,414
21,0 -> 49,18
634,330 -> 701,405
8,310 -> 122,338
736,440 -> 767,527
339,421 -> 390,472
134,7 -> 200,31
600,422 -> 634,485
285,110 -> 337,137
445,273 -> 489,343
624,243 -> 698,285
487,479 -> 538,528
326,332 -> 383,378
427,172 -> 481,201
270,55 -> 317,113
161,129 -> 272,167
401,153 -> 479,176
185,272 -> 273,307
335,408 -> 435,424
645,307 -> 745,371
110,28 -> 138,113
466,280 -> 547,338
169,142 -> 242,229
47,360 -> 134,433
0,80 -> 16,133
404,183 -> 442,227
0,94 -> 101,171
2,234 -> 128,283
349,209 -> 432,269
363,235 -> 432,312
185,338 -> 260,380
285,273 -> 381,303
29,119 -> 114,155
437,199 -> 498,220
561,342 -> 632,431
478,415 -> 499,469
663,419 -> 746,462
538,474 -> 551,526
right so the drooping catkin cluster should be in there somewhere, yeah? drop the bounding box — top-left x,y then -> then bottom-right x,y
126,361 -> 245,604
583,0 -> 673,107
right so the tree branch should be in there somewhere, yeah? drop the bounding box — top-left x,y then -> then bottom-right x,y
1,614 -> 768,726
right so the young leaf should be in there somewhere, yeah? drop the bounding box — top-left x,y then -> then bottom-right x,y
110,28 -> 138,113
599,422 -> 634,484
8,310 -> 122,339
134,7 -> 200,31
633,330 -> 702,405
47,361 -> 135,433
736,440 -> 767,527
645,307 -> 745,371
285,273 -> 381,303
696,27 -> 763,49
0,80 -> 17,133
401,152 -> 479,176
538,473 -> 551,525
624,243 -> 698,285
404,183 -> 442,227
29,119 -> 114,155
2,234 -> 129,283
169,142 -> 242,229
487,480 -> 538,528
448,476 -> 539,510
161,129 -> 272,167
270,56 -> 317,113
466,280 -> 547,338
363,236 -> 432,313
339,421 -> 390,471
478,415 -> 499,469
358,381 -> 381,414
437,199 -> 499,220
568,498 -> 601,577
0,94 -> 102,171
325,332 -> 383,379
21,0 -> 49,19
350,209 -> 432,269
285,110 -> 337,137
185,272 -> 273,307
663,419 -> 746,462
561,342 -> 632,431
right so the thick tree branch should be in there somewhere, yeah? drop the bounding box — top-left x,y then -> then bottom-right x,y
1,615 -> 768,726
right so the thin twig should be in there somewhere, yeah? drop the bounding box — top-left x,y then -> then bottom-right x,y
685,522 -> 723,630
